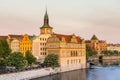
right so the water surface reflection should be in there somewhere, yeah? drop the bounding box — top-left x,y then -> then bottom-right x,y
32,69 -> 86,80
32,66 -> 120,80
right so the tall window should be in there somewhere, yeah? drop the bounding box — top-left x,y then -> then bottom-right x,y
67,60 -> 69,65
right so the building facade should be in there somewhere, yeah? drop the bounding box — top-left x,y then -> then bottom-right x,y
0,35 -> 23,53
47,33 -> 86,72
86,35 -> 107,54
7,35 -> 23,48
20,34 -> 32,55
107,44 -> 120,52
33,10 -> 53,61
11,38 -> 20,52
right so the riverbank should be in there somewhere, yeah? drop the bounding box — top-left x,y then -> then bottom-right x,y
0,67 -> 60,80
32,66 -> 120,80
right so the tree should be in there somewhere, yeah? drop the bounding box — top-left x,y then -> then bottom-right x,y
25,50 -> 36,66
0,40 -> 11,67
86,45 -> 97,60
101,50 -> 119,56
44,54 -> 59,69
5,52 -> 27,70
0,41 -> 4,56
0,40 -> 11,59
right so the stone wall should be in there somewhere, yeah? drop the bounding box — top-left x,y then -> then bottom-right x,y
0,67 -> 60,80
103,56 -> 120,60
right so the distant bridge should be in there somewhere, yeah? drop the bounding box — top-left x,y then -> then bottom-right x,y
89,55 -> 120,66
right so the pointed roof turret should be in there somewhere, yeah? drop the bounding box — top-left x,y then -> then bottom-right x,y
91,34 -> 98,40
40,9 -> 53,29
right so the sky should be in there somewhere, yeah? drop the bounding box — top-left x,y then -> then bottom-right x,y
0,0 -> 120,43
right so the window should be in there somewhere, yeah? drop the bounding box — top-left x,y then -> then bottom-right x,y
71,51 -> 73,57
45,52 -> 46,55
79,59 -> 81,63
71,60 -> 73,64
41,52 -> 42,55
67,60 -> 69,65
41,48 -> 42,50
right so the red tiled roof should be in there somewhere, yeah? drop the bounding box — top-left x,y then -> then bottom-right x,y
8,34 -> 23,40
55,33 -> 82,43
0,36 -> 8,40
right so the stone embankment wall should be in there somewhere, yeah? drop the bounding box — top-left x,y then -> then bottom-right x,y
103,56 -> 120,60
0,67 -> 60,80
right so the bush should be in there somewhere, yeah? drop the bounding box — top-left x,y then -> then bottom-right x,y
44,54 -> 59,69
5,52 -> 27,70
25,50 -> 36,66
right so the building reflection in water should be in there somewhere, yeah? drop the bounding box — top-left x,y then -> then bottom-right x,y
32,69 -> 86,80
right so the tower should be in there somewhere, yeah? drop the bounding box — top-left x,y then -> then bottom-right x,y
33,10 -> 54,61
40,10 -> 53,34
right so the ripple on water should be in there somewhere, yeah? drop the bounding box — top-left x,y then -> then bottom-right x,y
87,66 -> 120,80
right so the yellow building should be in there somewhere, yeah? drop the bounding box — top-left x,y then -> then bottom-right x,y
47,33 -> 86,72
86,35 -> 107,54
20,34 -> 32,55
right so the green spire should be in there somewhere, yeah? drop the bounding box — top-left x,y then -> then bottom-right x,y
91,34 -> 98,40
40,9 -> 53,29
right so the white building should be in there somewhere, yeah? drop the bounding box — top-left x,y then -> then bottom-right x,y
33,10 -> 53,61
11,38 -> 20,52
107,44 -> 120,52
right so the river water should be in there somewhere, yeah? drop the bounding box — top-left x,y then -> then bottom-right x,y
32,66 -> 120,80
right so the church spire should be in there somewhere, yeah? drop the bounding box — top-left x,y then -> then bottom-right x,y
40,9 -> 53,29
91,34 -> 98,40
44,9 -> 49,25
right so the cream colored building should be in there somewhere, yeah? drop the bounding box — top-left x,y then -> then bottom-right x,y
47,33 -> 86,72
7,35 -> 23,48
33,10 -> 53,61
107,44 -> 120,52
11,38 -> 20,52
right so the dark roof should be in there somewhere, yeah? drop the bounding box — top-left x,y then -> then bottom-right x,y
91,35 -> 98,40
40,10 -> 53,29
86,40 -> 91,43
8,34 -> 23,40
99,40 -> 106,43
0,36 -> 7,40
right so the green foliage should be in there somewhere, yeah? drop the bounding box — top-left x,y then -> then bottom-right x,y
25,50 -> 36,66
0,41 -> 4,56
0,59 -> 5,66
0,40 -> 11,66
44,54 -> 59,69
101,50 -> 120,55
5,52 -> 27,70
0,40 -> 11,59
86,45 -> 97,60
